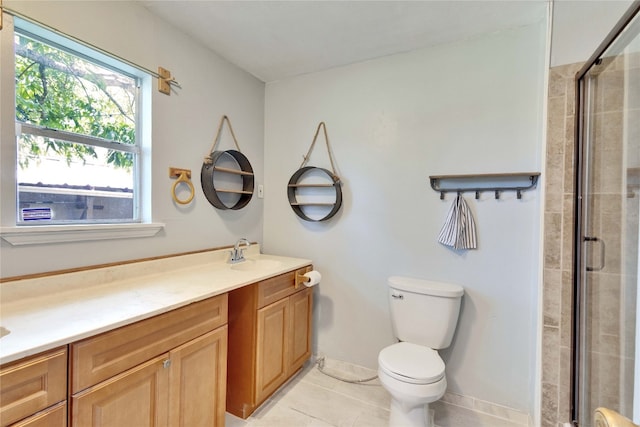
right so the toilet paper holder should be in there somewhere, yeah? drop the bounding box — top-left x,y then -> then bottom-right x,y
295,266 -> 313,289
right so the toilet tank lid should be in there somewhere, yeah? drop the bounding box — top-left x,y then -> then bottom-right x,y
388,276 -> 464,298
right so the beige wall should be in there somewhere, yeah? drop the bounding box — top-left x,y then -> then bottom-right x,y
265,23 -> 547,413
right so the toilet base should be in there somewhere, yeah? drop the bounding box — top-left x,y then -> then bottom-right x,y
389,400 -> 435,427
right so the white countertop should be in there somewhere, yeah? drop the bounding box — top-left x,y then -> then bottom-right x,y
0,245 -> 311,365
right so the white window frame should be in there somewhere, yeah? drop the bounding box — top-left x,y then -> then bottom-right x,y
0,15 -> 163,245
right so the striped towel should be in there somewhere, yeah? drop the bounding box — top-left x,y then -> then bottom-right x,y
438,194 -> 477,250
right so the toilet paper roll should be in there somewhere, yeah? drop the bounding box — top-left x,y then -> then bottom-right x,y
302,270 -> 321,287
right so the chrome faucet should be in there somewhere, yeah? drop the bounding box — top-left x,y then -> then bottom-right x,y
229,238 -> 251,264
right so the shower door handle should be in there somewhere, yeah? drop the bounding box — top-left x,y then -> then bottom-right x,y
584,236 -> 605,272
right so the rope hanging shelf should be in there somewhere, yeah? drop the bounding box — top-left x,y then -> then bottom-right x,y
201,115 -> 254,210
429,172 -> 540,200
287,122 -> 342,222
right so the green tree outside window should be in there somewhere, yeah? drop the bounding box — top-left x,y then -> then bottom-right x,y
15,32 -> 137,170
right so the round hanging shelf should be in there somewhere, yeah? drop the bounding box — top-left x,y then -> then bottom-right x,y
201,149 -> 254,210
287,166 -> 342,222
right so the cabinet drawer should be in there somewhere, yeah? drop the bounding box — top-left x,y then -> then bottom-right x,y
257,267 -> 311,309
10,401 -> 66,427
70,293 -> 228,393
0,347 -> 67,427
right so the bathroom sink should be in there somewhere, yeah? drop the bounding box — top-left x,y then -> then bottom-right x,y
0,326 -> 10,338
230,259 -> 283,272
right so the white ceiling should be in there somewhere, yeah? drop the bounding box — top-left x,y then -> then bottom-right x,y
139,0 -> 549,82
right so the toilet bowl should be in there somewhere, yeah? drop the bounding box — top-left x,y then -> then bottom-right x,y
378,277 -> 463,427
378,342 -> 446,427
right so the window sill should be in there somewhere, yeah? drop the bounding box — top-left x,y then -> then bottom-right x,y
0,223 -> 165,246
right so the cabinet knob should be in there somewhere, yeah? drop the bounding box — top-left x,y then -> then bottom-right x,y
163,359 -> 172,369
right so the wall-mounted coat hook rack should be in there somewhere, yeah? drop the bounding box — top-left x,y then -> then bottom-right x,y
429,172 -> 540,200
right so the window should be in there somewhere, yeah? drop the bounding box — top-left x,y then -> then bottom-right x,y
14,21 -> 142,225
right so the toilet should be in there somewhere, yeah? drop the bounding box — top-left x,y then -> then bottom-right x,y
378,276 -> 464,427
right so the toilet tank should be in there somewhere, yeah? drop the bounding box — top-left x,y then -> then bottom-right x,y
388,276 -> 464,349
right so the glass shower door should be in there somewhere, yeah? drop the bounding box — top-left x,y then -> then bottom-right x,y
575,6 -> 640,426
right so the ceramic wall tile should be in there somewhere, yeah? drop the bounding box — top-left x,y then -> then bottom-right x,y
542,326 -> 560,384
546,192 -> 564,215
548,96 -> 567,149
543,268 -> 562,327
558,346 -> 572,421
545,212 -> 563,268
561,195 -> 574,271
560,270 -> 573,348
600,70 -> 625,113
541,382 -> 559,427
562,115 -> 575,195
549,69 -> 567,98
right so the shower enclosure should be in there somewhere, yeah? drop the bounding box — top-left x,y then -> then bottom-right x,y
573,2 -> 640,425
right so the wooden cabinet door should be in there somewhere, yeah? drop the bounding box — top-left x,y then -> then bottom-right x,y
71,354 -> 169,427
289,287 -> 313,373
168,327 -> 228,427
255,298 -> 289,405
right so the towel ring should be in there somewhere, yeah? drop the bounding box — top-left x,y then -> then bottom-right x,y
170,168 -> 195,205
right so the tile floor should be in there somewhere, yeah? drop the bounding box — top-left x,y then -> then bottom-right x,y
225,359 -> 528,427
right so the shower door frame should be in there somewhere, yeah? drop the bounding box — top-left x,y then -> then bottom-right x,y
572,2 -> 640,425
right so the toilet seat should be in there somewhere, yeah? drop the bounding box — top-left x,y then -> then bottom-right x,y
378,342 -> 445,385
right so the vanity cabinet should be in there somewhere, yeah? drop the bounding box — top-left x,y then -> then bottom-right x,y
69,294 -> 228,427
227,267 -> 313,418
0,347 -> 67,427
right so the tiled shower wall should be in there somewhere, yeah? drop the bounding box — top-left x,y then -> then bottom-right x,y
543,57 -> 638,426
542,61 -> 582,427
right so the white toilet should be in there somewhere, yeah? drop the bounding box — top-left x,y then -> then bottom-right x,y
378,276 -> 464,427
